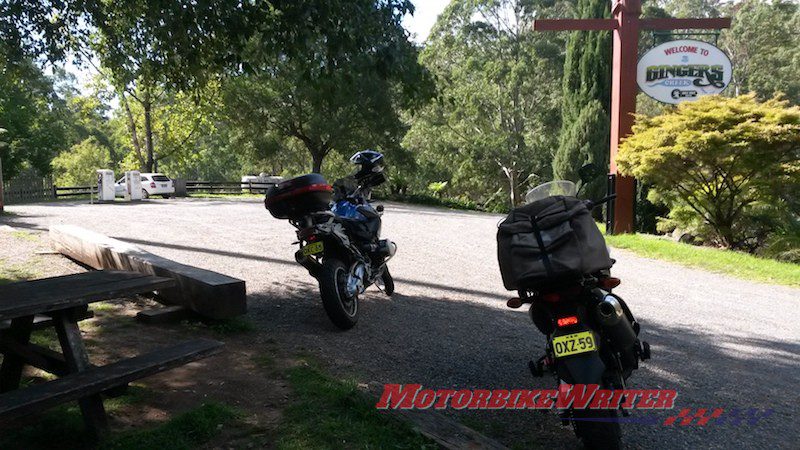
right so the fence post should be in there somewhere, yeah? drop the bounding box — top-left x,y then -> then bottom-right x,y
0,157 -> 4,213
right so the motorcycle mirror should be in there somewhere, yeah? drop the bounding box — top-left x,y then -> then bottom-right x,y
506,297 -> 523,309
578,163 -> 599,184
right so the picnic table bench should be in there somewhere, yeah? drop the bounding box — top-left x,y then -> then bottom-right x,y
0,270 -> 224,438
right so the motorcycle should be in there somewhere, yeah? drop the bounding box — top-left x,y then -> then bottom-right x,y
499,167 -> 651,449
264,151 -> 397,330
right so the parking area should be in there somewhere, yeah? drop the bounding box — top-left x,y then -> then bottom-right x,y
3,198 -> 798,449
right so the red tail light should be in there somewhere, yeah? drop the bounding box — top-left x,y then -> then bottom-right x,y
150,182 -> 156,188
598,277 -> 621,290
557,316 -> 579,327
306,235 -> 317,242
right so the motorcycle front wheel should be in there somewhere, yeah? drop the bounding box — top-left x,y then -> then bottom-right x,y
319,258 -> 359,330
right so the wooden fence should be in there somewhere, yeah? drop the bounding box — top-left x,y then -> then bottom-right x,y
185,181 -> 277,195
1,178 -> 276,205
1,170 -> 55,205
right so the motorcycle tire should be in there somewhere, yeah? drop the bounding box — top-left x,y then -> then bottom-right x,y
319,258 -> 359,330
381,267 -> 395,296
572,408 -> 621,450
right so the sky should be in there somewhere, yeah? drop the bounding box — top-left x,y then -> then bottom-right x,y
403,0 -> 450,43
65,1 -> 450,95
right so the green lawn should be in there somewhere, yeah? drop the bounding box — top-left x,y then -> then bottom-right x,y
606,233 -> 800,287
276,362 -> 436,450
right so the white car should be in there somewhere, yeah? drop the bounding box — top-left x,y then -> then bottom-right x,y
115,173 -> 175,199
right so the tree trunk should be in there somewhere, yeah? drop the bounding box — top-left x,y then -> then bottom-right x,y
505,167 -> 521,207
120,93 -> 145,171
311,152 -> 324,174
143,90 -> 155,173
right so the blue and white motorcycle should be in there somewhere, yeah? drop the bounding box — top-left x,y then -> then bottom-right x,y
265,151 -> 396,329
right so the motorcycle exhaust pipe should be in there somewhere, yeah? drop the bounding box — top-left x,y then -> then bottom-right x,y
596,295 -> 638,350
295,250 -> 322,278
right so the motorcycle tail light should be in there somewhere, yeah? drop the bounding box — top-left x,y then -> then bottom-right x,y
598,277 -> 621,290
557,316 -> 579,327
306,235 -> 318,242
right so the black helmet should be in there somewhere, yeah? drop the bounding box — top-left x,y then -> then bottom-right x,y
349,150 -> 386,186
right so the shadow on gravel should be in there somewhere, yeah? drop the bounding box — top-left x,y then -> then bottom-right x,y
112,236 -> 511,302
244,281 -> 798,449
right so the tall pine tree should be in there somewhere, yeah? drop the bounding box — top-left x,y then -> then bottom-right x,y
553,0 -> 611,198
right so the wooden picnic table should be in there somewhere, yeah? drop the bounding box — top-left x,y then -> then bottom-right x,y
0,270 -> 224,438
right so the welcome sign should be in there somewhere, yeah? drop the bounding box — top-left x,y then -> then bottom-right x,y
637,39 -> 732,104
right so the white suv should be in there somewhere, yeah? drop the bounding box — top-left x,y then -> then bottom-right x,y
115,173 -> 175,199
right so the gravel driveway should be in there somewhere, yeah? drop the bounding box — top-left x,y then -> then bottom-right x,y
4,198 -> 798,449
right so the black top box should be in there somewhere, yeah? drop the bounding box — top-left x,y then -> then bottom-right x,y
265,174 -> 333,220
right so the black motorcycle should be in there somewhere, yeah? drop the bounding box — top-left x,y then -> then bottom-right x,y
497,167 -> 650,449
265,150 -> 396,330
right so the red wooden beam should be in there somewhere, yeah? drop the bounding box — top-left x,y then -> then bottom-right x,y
640,18 -> 731,30
533,19 -> 618,32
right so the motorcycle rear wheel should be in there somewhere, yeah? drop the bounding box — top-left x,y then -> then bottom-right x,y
572,409 -> 621,450
319,258 -> 359,330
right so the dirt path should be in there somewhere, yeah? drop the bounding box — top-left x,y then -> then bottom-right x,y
4,198 -> 798,449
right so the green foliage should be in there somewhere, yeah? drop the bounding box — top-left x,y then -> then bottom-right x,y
222,0 -> 430,174
0,55 -> 71,179
405,0 -> 566,209
722,0 -> 800,105
618,95 -> 800,250
554,100 -> 609,198
51,137 -> 112,186
554,0 -> 611,197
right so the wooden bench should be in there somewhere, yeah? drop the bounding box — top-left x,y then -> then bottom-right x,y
0,338 -> 222,422
0,271 -> 224,438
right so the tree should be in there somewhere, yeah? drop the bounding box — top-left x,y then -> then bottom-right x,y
0,54 -> 71,179
51,136 -> 112,186
223,0 -> 429,174
721,0 -> 800,104
617,95 -> 800,250
405,0 -> 566,208
553,0 -> 611,199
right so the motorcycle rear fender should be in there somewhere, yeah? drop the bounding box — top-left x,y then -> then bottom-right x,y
556,350 -> 606,384
552,323 -> 606,385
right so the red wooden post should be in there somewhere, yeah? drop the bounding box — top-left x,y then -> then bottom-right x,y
533,0 -> 730,233
608,0 -> 640,233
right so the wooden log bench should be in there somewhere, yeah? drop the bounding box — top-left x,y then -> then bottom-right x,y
0,271 -> 224,438
49,225 -> 247,320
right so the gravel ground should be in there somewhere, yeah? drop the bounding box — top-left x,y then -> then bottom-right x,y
3,198 -> 798,449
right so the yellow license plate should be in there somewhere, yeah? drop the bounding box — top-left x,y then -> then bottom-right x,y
301,241 -> 324,256
552,331 -> 597,358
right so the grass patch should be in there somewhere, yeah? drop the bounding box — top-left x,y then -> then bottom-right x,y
0,258 -> 38,285
0,386 -> 169,450
104,403 -> 237,450
606,233 -> 800,287
277,363 -> 435,449
11,230 -> 38,241
189,193 -> 264,200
